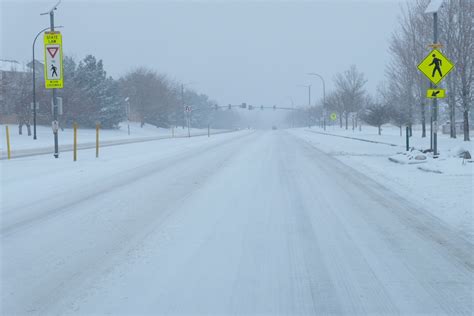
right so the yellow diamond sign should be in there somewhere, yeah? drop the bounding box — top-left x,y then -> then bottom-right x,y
417,49 -> 454,86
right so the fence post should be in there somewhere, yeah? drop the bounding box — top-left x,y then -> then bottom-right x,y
73,122 -> 77,161
96,123 -> 100,158
6,126 -> 11,159
406,126 -> 409,151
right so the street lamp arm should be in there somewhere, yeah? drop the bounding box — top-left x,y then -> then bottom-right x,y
33,25 -> 63,49
307,72 -> 327,130
307,73 -> 326,97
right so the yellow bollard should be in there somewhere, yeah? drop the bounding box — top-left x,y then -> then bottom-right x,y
73,122 -> 77,161
5,126 -> 11,160
95,123 -> 100,158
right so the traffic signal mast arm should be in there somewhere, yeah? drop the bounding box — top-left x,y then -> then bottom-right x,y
211,103 -> 302,111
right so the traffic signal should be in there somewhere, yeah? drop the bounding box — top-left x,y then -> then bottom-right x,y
228,104 -> 231,110
273,105 -> 276,111
261,105 -> 264,110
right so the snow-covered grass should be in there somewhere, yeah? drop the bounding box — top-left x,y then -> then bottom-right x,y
0,122 -> 229,154
315,123 -> 473,151
289,125 -> 473,241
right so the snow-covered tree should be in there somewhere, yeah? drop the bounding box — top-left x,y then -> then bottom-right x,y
361,98 -> 391,135
71,55 -> 123,128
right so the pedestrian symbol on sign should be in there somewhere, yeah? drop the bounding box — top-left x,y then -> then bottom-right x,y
429,54 -> 442,77
51,64 -> 58,77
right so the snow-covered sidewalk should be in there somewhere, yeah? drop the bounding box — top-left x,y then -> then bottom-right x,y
0,122 -> 234,159
289,126 -> 473,241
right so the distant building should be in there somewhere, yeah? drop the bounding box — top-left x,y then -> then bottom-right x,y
0,59 -> 43,118
26,59 -> 45,77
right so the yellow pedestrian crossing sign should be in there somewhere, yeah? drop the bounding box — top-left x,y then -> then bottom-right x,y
330,113 -> 337,121
426,89 -> 445,99
417,49 -> 454,86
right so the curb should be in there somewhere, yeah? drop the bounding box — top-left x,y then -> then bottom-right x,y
305,129 -> 400,147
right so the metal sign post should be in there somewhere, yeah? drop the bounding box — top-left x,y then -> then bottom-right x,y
184,105 -> 192,137
41,0 -> 62,158
419,1 -> 455,156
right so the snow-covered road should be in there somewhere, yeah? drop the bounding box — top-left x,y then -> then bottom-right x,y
1,130 -> 472,315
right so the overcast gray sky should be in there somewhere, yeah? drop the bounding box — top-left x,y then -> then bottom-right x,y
1,0 -> 406,107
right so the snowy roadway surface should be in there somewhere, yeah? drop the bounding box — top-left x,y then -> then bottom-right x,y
1,130 -> 473,315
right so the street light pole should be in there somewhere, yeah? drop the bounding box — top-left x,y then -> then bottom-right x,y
307,72 -> 326,130
32,25 -> 63,140
41,0 -> 61,158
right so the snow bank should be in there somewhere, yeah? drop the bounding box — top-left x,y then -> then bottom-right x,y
289,126 -> 473,241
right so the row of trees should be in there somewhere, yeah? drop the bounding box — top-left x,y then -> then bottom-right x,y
289,0 -> 472,141
1,54 -> 241,133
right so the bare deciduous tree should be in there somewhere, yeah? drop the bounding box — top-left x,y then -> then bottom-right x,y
333,65 -> 367,130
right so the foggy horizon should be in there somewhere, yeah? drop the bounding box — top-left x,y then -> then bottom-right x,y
2,0 -> 405,107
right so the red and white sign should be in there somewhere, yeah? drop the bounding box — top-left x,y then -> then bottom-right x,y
45,44 -> 61,80
47,47 -> 59,58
